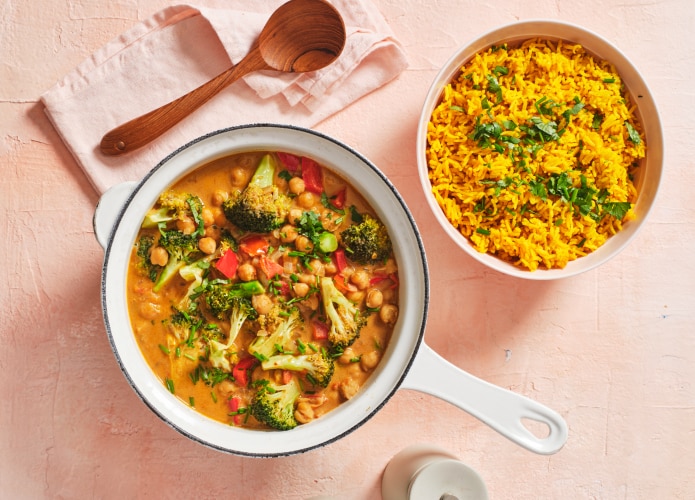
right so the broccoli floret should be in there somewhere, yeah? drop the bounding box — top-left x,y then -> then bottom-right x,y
153,229 -> 200,292
177,255 -> 216,311
168,307 -> 202,342
261,350 -> 335,388
340,213 -> 392,264
250,378 -> 302,430
142,207 -> 173,228
135,235 -> 160,282
207,297 -> 257,371
320,277 -> 366,349
204,281 -> 265,319
217,296 -> 257,338
218,228 -> 238,253
142,191 -> 204,230
222,154 -> 289,233
248,306 -> 301,361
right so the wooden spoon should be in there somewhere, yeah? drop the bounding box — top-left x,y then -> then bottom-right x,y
100,0 -> 346,156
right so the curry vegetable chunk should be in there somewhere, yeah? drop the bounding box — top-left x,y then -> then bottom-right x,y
127,152 -> 399,430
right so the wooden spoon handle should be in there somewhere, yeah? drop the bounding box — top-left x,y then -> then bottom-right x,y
100,51 -> 266,156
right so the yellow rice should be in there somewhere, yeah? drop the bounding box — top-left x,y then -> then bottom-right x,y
426,39 -> 646,271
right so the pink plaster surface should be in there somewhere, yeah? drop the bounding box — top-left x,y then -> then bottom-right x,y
2,0 -> 694,498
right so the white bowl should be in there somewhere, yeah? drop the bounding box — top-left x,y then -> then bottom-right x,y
95,124 -> 568,456
417,20 -> 663,279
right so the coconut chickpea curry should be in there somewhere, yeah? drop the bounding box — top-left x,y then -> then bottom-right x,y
127,151 -> 399,430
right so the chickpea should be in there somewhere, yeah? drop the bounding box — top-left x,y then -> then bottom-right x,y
230,166 -> 247,187
217,379 -> 235,399
337,377 -> 360,401
297,191 -> 316,209
323,259 -> 337,276
294,401 -> 315,424
292,282 -> 310,298
138,301 -> 160,321
375,258 -> 398,275
307,258 -> 324,276
214,209 -> 227,227
382,286 -> 398,303
279,224 -> 298,244
252,294 -> 274,315
303,294 -> 319,311
204,225 -> 221,241
338,347 -> 356,365
176,216 -> 196,234
350,269 -> 370,290
295,235 -> 314,253
379,304 -> 399,326
346,362 -> 363,378
237,263 -> 256,282
201,207 -> 215,227
149,246 -> 169,267
298,273 -> 317,285
346,290 -> 364,303
211,190 -> 228,207
282,254 -> 299,275
198,236 -> 217,255
289,176 -> 305,195
366,288 -> 383,309
288,208 -> 303,224
320,209 -> 342,231
360,351 -> 380,371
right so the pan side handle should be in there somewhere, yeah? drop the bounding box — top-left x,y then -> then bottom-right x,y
401,343 -> 568,455
93,181 -> 138,250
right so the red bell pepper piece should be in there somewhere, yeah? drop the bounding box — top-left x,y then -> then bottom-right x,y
239,235 -> 269,256
332,187 -> 346,209
277,152 -> 301,174
301,157 -> 323,194
260,256 -> 284,279
370,272 -> 399,289
388,272 -> 399,289
232,356 -> 258,387
312,319 -> 329,340
215,249 -> 238,279
332,248 -> 348,273
369,274 -> 388,286
274,280 -> 291,296
333,272 -> 357,293
228,396 -> 244,426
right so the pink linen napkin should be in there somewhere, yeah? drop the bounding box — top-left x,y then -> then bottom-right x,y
41,0 -> 408,194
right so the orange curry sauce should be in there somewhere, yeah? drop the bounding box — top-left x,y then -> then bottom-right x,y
126,152 -> 399,429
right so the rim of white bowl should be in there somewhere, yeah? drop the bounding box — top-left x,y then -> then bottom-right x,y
101,123 -> 429,457
416,19 -> 663,280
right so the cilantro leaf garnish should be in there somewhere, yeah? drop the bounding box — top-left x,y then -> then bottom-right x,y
602,202 -> 631,219
625,122 -> 642,145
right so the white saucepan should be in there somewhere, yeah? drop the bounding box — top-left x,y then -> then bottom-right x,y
94,124 -> 568,457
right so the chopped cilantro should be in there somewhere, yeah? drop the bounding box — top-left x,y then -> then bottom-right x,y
486,74 -> 503,103
592,113 -> 604,130
625,122 -> 642,145
602,202 -> 631,219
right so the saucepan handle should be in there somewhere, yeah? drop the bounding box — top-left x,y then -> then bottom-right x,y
401,343 -> 568,455
93,181 -> 138,250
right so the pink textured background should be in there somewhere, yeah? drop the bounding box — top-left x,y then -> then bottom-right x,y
2,0 -> 693,498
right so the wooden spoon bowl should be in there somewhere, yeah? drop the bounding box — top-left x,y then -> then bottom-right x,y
260,0 -> 346,72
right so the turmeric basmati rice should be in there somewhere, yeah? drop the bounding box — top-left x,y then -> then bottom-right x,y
426,39 -> 646,271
